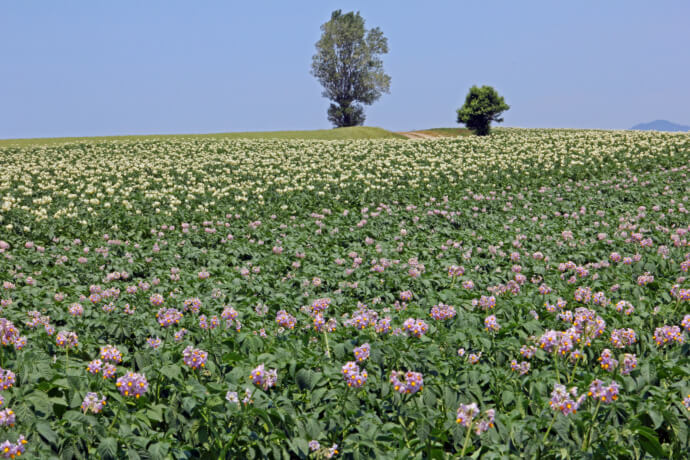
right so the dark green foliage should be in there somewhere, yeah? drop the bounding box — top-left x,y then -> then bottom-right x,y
311,10 -> 391,127
327,103 -> 365,128
456,86 -> 510,135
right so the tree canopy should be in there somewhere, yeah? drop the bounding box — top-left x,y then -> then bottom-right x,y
456,86 -> 510,136
311,10 -> 391,128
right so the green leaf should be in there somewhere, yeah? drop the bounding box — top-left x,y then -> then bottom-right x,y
423,388 -> 437,408
63,410 -> 87,424
98,438 -> 118,460
295,368 -> 313,390
26,391 -> 54,415
289,437 -> 310,457
159,364 -> 182,380
635,426 -> 665,458
148,442 -> 170,460
417,421 -> 431,442
35,420 -> 58,445
182,396 -> 197,413
146,406 -> 163,422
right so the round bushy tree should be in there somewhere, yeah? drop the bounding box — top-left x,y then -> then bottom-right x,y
456,86 -> 510,135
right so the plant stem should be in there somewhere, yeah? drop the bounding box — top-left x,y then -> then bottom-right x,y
460,421 -> 474,457
553,351 -> 561,383
582,399 -> 602,450
542,412 -> 557,444
323,331 -> 331,359
108,405 -> 121,432
568,359 -> 579,384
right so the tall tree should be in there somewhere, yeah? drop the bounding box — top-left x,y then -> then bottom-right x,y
311,10 -> 391,128
456,86 -> 510,136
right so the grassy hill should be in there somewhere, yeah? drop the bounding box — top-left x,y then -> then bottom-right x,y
420,127 -> 472,137
0,126 -> 405,147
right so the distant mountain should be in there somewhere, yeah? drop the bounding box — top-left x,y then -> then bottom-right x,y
630,120 -> 690,132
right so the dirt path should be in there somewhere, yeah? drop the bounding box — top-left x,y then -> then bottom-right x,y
397,131 -> 438,139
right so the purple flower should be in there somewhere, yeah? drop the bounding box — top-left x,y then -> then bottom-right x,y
347,305 -> 378,330
183,297 -> 202,313
573,287 -> 592,304
588,379 -> 620,403
56,331 -> 79,349
309,440 -> 320,452
592,292 -> 609,307
0,409 -> 15,427
311,298 -> 331,313
682,315 -> 690,332
327,444 -> 338,458
312,313 -> 325,332
475,295 -> 496,310
241,388 -> 253,405
390,370 -> 423,394
81,392 -> 106,414
484,315 -> 500,332
613,300 -> 635,315
199,314 -> 220,330
86,359 -> 103,375
102,363 -> 117,379
174,328 -> 189,342
455,403 -> 479,427
430,303 -> 456,321
654,325 -> 684,347
610,329 -> 637,348
226,390 -> 239,405
620,353 -> 637,375
402,318 -> 428,338
149,293 -> 164,306
156,308 -> 183,327
474,409 -> 495,434
468,352 -> 482,364
353,343 -> 370,362
549,384 -> 586,415
637,273 -> 654,286
510,360 -> 530,375
13,337 -> 26,351
448,265 -> 465,277
276,310 -> 297,330
598,349 -> 618,372
250,364 -> 278,390
222,306 -> 239,328
683,394 -> 690,411
341,361 -> 367,388
0,435 -> 26,458
116,372 -> 148,398
100,345 -> 123,363
147,337 -> 162,349
182,346 -> 208,370
375,317 -> 391,334
538,330 -> 573,355
68,303 -> 84,317
520,345 -> 536,359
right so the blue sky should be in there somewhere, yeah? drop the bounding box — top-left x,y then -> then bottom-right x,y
2,1 -> 689,138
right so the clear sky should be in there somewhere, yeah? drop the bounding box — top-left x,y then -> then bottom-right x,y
2,1 -> 689,139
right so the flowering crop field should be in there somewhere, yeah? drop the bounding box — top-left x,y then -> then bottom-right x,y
0,129 -> 689,459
